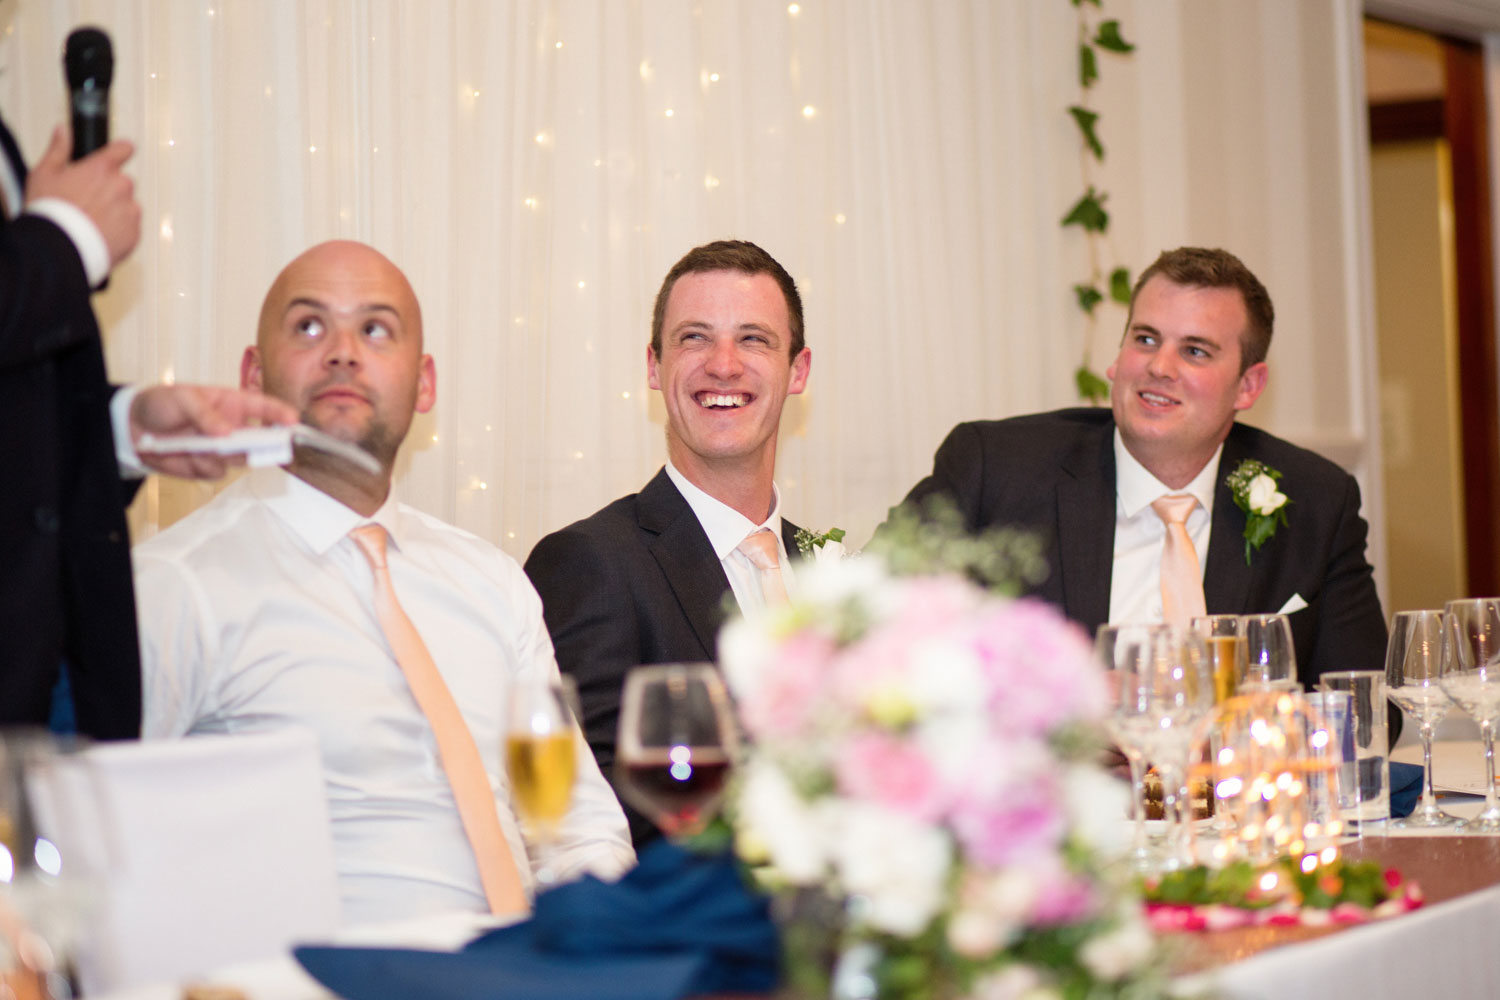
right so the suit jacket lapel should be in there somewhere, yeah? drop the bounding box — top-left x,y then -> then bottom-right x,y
1056,422 -> 1116,635
637,469 -> 733,660
1204,428 -> 1255,613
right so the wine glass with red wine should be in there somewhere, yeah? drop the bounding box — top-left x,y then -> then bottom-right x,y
614,663 -> 739,837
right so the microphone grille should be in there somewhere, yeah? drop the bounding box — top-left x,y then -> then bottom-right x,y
64,26 -> 113,89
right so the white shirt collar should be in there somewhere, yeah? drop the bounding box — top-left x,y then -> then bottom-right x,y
663,461 -> 784,559
248,467 -> 403,555
1113,430 -> 1222,519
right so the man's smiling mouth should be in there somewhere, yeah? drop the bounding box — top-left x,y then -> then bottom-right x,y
1139,390 -> 1178,406
697,392 -> 750,409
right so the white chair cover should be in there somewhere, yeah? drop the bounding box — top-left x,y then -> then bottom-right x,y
34,728 -> 339,995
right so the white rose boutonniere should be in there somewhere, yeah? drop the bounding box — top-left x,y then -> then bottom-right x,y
794,526 -> 847,561
1225,459 -> 1290,564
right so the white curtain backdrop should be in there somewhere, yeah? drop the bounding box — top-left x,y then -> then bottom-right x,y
0,0 -> 1383,575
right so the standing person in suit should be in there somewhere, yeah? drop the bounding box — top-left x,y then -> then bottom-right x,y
901,247 -> 1387,688
2,114 -> 294,739
525,240 -> 812,842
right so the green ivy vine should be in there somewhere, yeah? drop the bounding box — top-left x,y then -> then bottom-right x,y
1063,0 -> 1134,403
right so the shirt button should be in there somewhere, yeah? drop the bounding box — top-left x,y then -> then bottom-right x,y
33,507 -> 59,534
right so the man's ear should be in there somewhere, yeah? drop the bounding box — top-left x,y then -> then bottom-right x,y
415,354 -> 437,413
647,343 -> 661,390
787,347 -> 811,395
240,346 -> 263,391
1235,362 -> 1268,411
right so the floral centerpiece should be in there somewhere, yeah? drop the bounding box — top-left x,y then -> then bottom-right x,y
717,526 -> 1163,999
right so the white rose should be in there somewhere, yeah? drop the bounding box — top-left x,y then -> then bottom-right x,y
813,538 -> 848,563
1246,473 -> 1287,515
1079,917 -> 1155,980
738,762 -> 828,883
1062,764 -> 1131,857
834,803 -> 951,936
968,964 -> 1043,1000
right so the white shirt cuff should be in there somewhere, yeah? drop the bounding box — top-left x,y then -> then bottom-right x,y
24,197 -> 111,288
111,384 -> 148,480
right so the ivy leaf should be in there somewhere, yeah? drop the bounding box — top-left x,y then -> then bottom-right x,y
1094,19 -> 1135,53
1060,187 -> 1108,232
1070,0 -> 1102,6
1068,105 -> 1103,160
1079,43 -> 1098,88
1109,267 -> 1132,304
1074,284 -> 1103,314
1075,365 -> 1110,404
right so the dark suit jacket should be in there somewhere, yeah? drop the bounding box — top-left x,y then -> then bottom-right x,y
0,112 -> 141,739
524,468 -> 801,843
903,408 -> 1388,689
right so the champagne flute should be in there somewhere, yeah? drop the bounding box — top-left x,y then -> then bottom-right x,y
1192,614 -> 1246,830
614,664 -> 738,838
1096,623 -> 1169,871
1439,598 -> 1500,832
1386,610 -> 1464,829
505,676 -> 579,885
1241,614 -> 1298,689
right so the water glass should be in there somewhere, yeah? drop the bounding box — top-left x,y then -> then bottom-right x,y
1318,671 -> 1389,833
1096,623 -> 1170,870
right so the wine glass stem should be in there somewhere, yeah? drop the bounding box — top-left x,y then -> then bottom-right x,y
1157,762 -> 1186,866
1420,726 -> 1437,811
1127,755 -> 1147,855
1486,720 -> 1499,812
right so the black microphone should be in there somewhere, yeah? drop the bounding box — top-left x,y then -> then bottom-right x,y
64,27 -> 113,161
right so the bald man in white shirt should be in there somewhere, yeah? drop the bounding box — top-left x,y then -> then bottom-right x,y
133,241 -> 633,926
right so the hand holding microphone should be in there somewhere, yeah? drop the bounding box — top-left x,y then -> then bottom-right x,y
22,26 -> 139,270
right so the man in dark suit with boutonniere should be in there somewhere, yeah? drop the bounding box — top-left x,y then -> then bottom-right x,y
900,247 -> 1387,689
525,240 -> 812,843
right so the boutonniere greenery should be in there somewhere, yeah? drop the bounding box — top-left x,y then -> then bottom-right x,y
793,526 -> 846,558
1225,459 -> 1290,564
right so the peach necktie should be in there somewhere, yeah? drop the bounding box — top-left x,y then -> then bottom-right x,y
1151,494 -> 1207,629
349,524 -> 529,917
736,529 -> 789,606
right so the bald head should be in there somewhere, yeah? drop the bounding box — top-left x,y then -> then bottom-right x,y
256,240 -> 423,352
242,240 -> 435,480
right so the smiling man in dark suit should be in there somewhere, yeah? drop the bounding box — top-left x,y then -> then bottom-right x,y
525,240 -> 811,842
902,247 -> 1387,688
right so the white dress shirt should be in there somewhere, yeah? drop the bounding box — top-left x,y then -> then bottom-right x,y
663,461 -> 795,612
134,467 -> 635,927
1107,431 -> 1222,626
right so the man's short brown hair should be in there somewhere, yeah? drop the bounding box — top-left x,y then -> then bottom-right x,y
1128,247 -> 1274,371
650,240 -> 804,360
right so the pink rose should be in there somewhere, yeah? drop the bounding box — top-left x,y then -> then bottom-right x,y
835,732 -> 947,822
739,631 -> 837,738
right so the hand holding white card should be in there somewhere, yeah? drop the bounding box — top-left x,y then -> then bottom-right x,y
136,424 -> 381,475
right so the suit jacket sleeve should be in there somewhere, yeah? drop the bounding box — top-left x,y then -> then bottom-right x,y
523,527 -> 640,779
900,422 -> 989,532
1302,472 -> 1388,682
0,214 -> 98,370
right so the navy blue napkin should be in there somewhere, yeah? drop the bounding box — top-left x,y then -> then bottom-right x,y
295,841 -> 779,1000
1389,760 -> 1423,818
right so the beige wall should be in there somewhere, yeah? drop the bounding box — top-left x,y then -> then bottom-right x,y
1371,141 -> 1469,611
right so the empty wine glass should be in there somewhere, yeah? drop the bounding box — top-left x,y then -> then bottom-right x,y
505,675 -> 580,885
1386,610 -> 1464,829
1439,598 -> 1500,832
1106,628 -> 1213,871
1096,623 -> 1169,871
614,664 -> 739,838
1241,614 -> 1298,689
